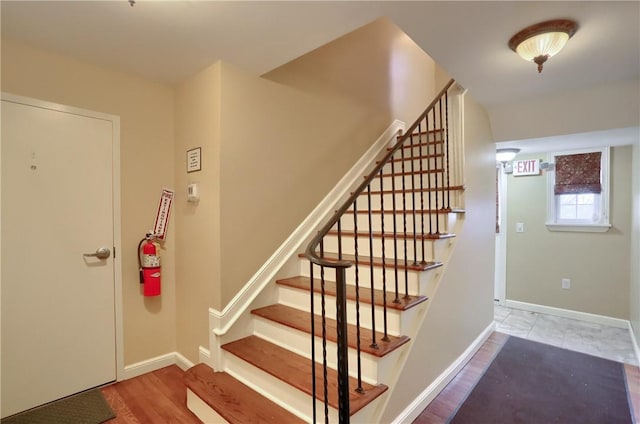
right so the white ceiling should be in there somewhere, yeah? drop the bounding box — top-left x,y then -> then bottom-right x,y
2,1 -> 639,147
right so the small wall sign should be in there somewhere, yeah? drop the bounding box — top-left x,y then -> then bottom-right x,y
153,188 -> 174,240
187,147 -> 201,173
513,159 -> 540,176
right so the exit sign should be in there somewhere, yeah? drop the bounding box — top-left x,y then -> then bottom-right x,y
513,159 -> 540,176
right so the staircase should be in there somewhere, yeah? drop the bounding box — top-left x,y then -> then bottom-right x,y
185,79 -> 465,423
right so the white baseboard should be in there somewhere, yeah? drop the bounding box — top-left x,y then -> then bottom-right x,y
199,345 -> 211,364
122,351 -> 196,380
504,299 -> 629,329
391,321 -> 495,424
629,322 -> 640,366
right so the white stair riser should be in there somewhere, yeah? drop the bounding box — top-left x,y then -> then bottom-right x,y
333,212 -> 450,235
299,262 -> 432,296
223,351 -> 327,423
323,234 -> 437,262
253,315 -> 382,384
187,389 -> 230,424
354,192 -> 452,212
368,173 -> 447,193
277,285 -> 404,336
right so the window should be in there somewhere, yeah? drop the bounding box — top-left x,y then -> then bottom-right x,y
546,147 -> 610,232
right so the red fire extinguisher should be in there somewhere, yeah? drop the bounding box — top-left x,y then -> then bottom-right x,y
138,234 -> 161,296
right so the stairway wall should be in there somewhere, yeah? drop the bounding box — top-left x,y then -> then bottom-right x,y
174,19 -> 439,363
381,92 -> 496,422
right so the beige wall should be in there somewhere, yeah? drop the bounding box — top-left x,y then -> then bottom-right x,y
264,17 -> 436,130
174,63 -> 222,362
171,18 -> 440,362
505,147 -> 632,319
1,39 -> 177,365
488,79 -> 640,142
382,92 -> 496,421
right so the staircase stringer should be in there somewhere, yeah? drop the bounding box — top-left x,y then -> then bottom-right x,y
367,211 -> 466,422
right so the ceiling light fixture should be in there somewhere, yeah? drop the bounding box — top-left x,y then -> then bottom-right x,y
509,19 -> 578,73
496,148 -> 520,163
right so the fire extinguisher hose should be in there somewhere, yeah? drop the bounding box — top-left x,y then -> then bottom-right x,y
137,237 -> 146,284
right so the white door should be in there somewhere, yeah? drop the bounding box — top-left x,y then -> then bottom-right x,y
1,97 -> 117,418
495,164 -> 507,304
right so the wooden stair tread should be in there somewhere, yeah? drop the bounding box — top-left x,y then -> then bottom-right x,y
327,229 -> 456,240
300,252 -> 442,272
277,276 -> 428,311
251,304 -> 410,357
184,363 -> 304,424
222,335 -> 388,415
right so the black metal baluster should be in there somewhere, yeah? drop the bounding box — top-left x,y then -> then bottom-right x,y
335,266 -> 350,423
353,199 -> 363,394
418,120 -> 426,265
409,133 -> 418,266
427,112 -> 434,236
445,90 -> 451,211
391,153 -> 400,304
433,106 -> 441,235
366,185 -> 378,349
337,219 -> 343,260
319,241 -> 329,423
400,144 -> 409,298
309,262 -> 317,424
379,169 -> 389,341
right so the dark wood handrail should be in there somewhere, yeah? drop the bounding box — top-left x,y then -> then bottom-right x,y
304,78 -> 455,268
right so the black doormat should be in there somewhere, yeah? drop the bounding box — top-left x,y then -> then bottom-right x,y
449,336 -> 633,424
1,388 -> 115,424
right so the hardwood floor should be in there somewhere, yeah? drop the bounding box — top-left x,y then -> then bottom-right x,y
101,365 -> 201,423
102,333 -> 639,423
412,331 -> 509,423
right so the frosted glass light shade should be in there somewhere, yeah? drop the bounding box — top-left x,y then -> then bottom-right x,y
508,19 -> 578,73
515,32 -> 570,61
496,148 -> 520,163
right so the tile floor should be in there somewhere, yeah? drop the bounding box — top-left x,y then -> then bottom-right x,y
494,304 -> 639,366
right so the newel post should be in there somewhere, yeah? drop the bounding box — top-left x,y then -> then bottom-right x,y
335,267 -> 350,423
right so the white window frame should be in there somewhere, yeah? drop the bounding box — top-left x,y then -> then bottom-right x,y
546,146 -> 611,232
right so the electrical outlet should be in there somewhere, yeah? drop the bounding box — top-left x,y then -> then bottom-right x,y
562,278 -> 571,289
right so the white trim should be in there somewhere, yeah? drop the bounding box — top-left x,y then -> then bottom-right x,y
187,389 -> 229,424
546,147 -> 611,231
122,351 -> 196,380
199,346 -> 211,364
494,164 -> 508,305
209,120 -> 406,336
629,321 -> 640,366
1,92 -> 125,384
175,352 -> 195,371
545,223 -> 611,232
505,299 -> 630,329
391,322 -> 495,424
122,353 -> 179,380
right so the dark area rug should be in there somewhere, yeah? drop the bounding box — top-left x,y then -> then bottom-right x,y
449,336 -> 633,424
1,389 -> 115,424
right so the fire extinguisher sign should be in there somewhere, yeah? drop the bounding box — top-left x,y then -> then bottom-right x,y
153,188 -> 174,240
